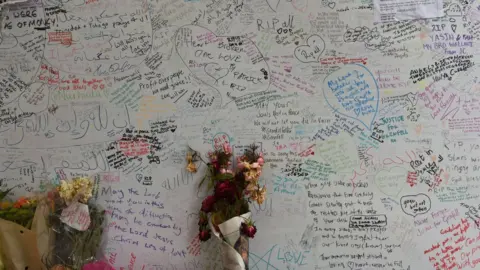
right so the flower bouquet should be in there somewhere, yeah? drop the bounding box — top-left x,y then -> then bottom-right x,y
0,187 -> 53,270
190,143 -> 266,270
43,177 -> 107,270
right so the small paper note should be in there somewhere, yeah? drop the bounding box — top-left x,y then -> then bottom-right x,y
60,202 -> 91,231
374,0 -> 443,23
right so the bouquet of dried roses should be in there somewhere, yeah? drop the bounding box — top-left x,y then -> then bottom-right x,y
189,143 -> 266,269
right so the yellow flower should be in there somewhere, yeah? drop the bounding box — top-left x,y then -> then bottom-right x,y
58,178 -> 93,203
251,186 -> 266,204
250,190 -> 258,201
0,201 -> 11,209
80,191 -> 93,203
58,180 -> 73,201
242,162 -> 251,170
58,180 -> 67,190
187,162 -> 197,173
73,177 -> 93,202
245,169 -> 260,182
246,182 -> 257,193
186,152 -> 198,173
187,157 -> 197,173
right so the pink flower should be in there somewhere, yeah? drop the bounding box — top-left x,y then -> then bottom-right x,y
220,168 -> 226,174
259,152 -> 264,157
226,169 -> 233,174
82,261 -> 115,270
251,162 -> 259,169
257,157 -> 264,166
237,162 -> 245,170
223,143 -> 232,154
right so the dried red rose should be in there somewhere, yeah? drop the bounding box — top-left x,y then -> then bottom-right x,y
199,229 -> 211,241
241,223 -> 257,238
214,180 -> 237,201
198,217 -> 208,226
241,222 -> 257,238
201,195 -> 216,213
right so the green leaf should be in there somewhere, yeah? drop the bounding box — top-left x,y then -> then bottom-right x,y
198,164 -> 216,189
198,174 -> 208,188
214,173 -> 234,181
207,178 -> 214,190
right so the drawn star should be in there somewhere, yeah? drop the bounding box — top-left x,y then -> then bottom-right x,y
250,247 -> 280,270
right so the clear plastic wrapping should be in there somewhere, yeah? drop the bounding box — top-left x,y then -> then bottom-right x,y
0,177 -> 110,270
42,178 -> 108,270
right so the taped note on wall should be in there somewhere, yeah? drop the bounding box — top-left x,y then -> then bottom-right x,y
374,0 -> 443,22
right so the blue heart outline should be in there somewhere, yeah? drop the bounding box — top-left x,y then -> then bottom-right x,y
322,63 -> 379,131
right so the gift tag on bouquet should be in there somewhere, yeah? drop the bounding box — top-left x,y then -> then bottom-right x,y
60,202 -> 91,231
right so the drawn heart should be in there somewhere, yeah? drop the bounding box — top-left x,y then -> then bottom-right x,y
374,167 -> 407,198
175,25 -> 270,107
170,126 -> 177,132
266,0 -> 280,11
327,2 -> 335,9
291,0 -> 308,12
406,92 -> 418,106
323,64 -> 379,130
0,33 -> 19,49
451,24 -> 457,33
204,63 -> 229,83
294,35 -> 325,63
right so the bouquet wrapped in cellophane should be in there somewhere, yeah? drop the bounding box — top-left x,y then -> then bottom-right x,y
0,175 -> 110,270
188,143 -> 267,270
0,187 -> 54,270
44,177 -> 109,270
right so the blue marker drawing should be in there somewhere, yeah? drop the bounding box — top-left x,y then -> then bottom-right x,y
249,245 -> 280,270
323,64 -> 379,130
